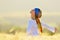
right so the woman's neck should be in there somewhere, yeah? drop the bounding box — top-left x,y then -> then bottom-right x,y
31,17 -> 35,20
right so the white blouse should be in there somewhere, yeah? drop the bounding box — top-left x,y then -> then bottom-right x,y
27,19 -> 55,35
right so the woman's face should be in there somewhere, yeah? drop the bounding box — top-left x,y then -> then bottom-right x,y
30,10 -> 35,19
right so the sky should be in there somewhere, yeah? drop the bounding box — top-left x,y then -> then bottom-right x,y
0,0 -> 60,18
0,0 -> 60,12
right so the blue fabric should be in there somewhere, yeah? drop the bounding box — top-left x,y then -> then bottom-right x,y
34,8 -> 41,16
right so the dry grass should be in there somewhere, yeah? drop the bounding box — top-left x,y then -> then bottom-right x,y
0,32 -> 60,40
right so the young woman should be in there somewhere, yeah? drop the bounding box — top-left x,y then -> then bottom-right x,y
27,8 -> 56,35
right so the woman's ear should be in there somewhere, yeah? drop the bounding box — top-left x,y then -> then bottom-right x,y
38,13 -> 42,18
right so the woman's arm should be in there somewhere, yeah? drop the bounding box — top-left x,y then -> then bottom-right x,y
41,22 -> 56,33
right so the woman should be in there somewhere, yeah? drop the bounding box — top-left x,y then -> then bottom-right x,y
27,8 -> 56,35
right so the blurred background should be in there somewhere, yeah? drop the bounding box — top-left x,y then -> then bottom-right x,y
0,0 -> 60,34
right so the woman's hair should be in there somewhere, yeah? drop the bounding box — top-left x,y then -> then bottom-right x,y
34,8 -> 42,32
34,8 -> 42,23
34,8 -> 42,18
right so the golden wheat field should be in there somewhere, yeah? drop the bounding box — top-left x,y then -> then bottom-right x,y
0,32 -> 60,40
